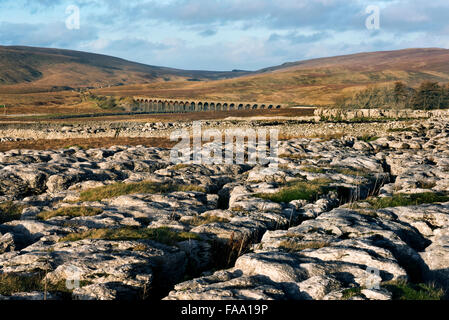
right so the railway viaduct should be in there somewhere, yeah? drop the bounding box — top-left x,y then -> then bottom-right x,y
133,97 -> 285,113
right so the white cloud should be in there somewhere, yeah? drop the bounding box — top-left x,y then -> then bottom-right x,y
0,0 -> 448,70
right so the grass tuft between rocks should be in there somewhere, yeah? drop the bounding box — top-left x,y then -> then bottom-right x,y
341,280 -> 445,300
366,192 -> 449,209
188,215 -> 230,226
382,280 -> 445,300
342,287 -> 363,300
0,201 -> 26,224
254,178 -> 333,203
37,206 -> 103,220
60,227 -> 201,246
387,127 -> 415,133
0,273 -> 43,296
333,167 -> 374,177
299,167 -> 327,174
357,135 -> 379,142
0,273 -> 90,297
279,240 -> 330,252
78,181 -> 206,202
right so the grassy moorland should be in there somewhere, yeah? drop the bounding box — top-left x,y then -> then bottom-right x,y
94,48 -> 449,106
1,47 -> 449,116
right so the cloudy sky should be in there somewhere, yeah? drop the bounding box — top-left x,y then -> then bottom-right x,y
0,0 -> 447,70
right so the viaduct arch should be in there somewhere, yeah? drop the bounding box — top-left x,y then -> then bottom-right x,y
133,97 -> 285,113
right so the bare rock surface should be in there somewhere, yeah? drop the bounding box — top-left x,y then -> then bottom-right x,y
1,118 -> 448,300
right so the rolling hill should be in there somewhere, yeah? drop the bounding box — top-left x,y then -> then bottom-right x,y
94,48 -> 449,106
0,46 -> 250,91
2,46 -> 449,108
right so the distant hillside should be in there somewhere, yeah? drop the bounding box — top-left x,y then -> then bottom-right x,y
95,48 -> 449,105
0,46 -> 250,91
257,48 -> 449,74
2,46 -> 449,107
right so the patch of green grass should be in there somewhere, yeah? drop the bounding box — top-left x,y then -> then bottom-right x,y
79,181 -> 206,202
300,166 -> 327,174
333,166 -> 373,177
0,273 -> 90,297
178,185 -> 207,193
88,94 -> 119,111
387,127 -> 415,133
366,192 -> 449,209
60,227 -> 201,246
279,240 -> 330,252
254,178 -> 333,203
0,273 -> 44,296
342,287 -> 363,300
37,206 -> 103,220
357,135 -> 379,142
0,201 -> 26,224
382,280 -> 445,300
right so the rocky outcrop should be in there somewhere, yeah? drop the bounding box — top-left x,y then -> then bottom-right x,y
314,108 -> 449,121
1,118 -> 448,300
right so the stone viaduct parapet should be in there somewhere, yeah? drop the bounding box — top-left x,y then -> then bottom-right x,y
133,97 -> 285,113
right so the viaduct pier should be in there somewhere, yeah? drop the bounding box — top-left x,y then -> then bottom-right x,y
133,97 -> 285,113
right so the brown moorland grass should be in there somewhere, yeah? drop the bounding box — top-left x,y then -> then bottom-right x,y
0,115 -> 322,152
0,108 -> 315,122
0,129 -> 343,153
93,49 -> 449,106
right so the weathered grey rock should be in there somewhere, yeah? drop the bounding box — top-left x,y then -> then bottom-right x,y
0,239 -> 187,300
0,292 -> 59,301
234,252 -> 308,283
0,172 -> 30,198
164,270 -> 303,300
73,283 -> 118,300
298,275 -> 342,300
0,233 -> 15,253
1,118 -> 449,300
2,220 -> 71,245
420,227 -> 449,288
